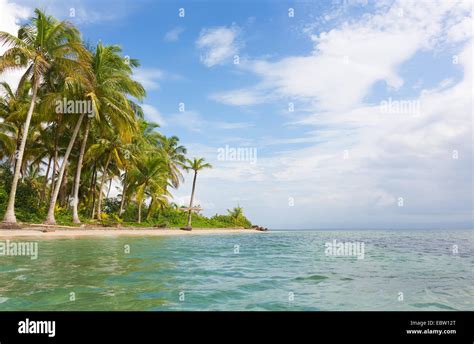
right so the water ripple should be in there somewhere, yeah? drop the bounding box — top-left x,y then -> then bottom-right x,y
0,230 -> 472,310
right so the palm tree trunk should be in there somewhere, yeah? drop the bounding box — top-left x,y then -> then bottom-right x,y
11,128 -> 21,173
96,154 -> 112,219
186,171 -> 198,227
90,166 -> 97,219
72,119 -> 90,223
41,155 -> 52,202
59,161 -> 68,207
119,174 -> 127,215
106,177 -> 113,199
2,81 -> 38,226
138,201 -> 142,223
45,114 -> 85,224
49,125 -> 59,202
146,199 -> 154,221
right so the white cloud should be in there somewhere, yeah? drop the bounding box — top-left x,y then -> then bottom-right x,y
12,0 -> 127,25
198,0 -> 473,228
0,0 -> 30,92
210,88 -> 266,106
262,41 -> 470,227
164,26 -> 185,42
66,6 -> 119,24
196,25 -> 242,67
133,68 -> 164,91
169,111 -> 204,132
167,110 -> 254,132
0,0 -> 29,36
213,0 -> 471,112
446,16 -> 472,43
215,121 -> 254,130
142,104 -> 165,126
173,195 -> 216,210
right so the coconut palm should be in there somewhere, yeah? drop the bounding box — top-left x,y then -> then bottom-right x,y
227,206 -> 244,225
87,132 -> 124,220
128,154 -> 169,223
182,157 -> 212,229
0,81 -> 30,163
0,81 -> 46,181
42,56 -> 94,224
118,120 -> 159,216
0,9 -> 87,226
0,122 -> 16,162
70,43 -> 145,223
0,9 -> 202,228
159,135 -> 187,190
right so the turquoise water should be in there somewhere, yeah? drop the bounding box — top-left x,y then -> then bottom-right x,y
0,230 -> 473,311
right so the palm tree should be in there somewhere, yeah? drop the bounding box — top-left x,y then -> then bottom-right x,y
71,43 -> 145,223
118,120 -> 160,216
26,124 -> 56,202
86,132 -> 123,220
227,206 -> 244,225
0,9 -> 204,227
0,121 -> 16,162
42,55 -> 93,224
182,157 -> 212,229
70,117 -> 90,222
0,9 -> 87,226
0,81 -> 30,164
159,135 -> 187,190
128,154 -> 169,223
0,81 -> 44,182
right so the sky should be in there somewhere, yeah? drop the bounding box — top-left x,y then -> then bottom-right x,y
0,0 -> 472,229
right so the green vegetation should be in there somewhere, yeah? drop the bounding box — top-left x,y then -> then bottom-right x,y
0,9 -> 252,229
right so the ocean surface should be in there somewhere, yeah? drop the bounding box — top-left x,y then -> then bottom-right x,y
0,230 -> 473,311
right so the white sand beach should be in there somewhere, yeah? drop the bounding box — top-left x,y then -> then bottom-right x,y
0,227 -> 263,239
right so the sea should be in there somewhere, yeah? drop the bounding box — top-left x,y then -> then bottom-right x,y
0,230 -> 472,311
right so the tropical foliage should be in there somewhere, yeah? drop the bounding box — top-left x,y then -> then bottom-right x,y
0,9 -> 252,229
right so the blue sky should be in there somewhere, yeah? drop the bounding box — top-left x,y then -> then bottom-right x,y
1,0 -> 472,229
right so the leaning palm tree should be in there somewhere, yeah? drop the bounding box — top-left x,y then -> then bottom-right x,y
90,133 -> 126,220
118,120 -> 161,216
128,154 -> 169,223
182,157 -> 212,229
159,135 -> 187,191
0,9 -> 87,226
42,52 -> 93,224
70,43 -> 145,223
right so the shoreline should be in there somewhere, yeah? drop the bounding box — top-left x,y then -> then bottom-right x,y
0,227 -> 263,239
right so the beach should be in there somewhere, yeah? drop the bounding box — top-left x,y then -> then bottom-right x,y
0,227 -> 262,239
